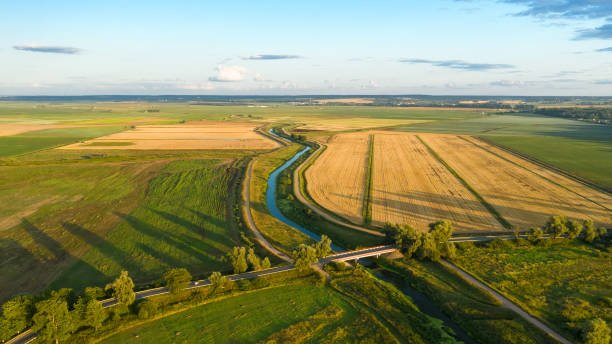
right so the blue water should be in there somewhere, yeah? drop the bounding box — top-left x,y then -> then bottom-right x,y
264,138 -> 343,252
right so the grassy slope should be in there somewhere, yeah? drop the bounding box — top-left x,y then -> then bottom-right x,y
51,159 -> 241,291
0,161 -> 159,301
378,258 -> 559,344
0,126 -> 124,157
452,241 -> 612,342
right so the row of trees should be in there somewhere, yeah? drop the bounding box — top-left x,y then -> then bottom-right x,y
0,263 -> 235,344
528,215 -> 608,244
292,235 -> 332,271
384,220 -> 456,261
225,247 -> 271,274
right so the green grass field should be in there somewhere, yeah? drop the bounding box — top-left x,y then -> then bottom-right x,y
99,268 -> 458,344
452,241 -> 612,342
51,159 -> 242,291
378,258 -> 559,344
0,126 -> 124,157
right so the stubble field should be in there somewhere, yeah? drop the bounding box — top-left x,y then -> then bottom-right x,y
421,134 -> 611,229
370,133 -> 504,232
304,132 -> 370,225
61,121 -> 279,150
306,131 -> 611,232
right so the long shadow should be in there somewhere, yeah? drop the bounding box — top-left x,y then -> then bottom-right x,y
61,222 -> 143,277
150,207 -> 232,247
22,219 -> 67,261
114,212 -> 225,262
18,220 -> 106,296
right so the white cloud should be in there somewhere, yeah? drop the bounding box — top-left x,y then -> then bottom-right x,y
208,65 -> 248,82
361,79 -> 379,89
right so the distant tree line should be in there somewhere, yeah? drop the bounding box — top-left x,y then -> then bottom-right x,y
533,107 -> 612,124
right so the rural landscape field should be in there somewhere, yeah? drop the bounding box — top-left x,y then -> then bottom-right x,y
2,1 -> 612,343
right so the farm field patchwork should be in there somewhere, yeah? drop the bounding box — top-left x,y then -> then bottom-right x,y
305,132 -> 370,225
420,134 -> 611,229
61,121 -> 279,150
370,133 -> 505,232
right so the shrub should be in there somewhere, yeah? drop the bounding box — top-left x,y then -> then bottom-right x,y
250,277 -> 270,289
237,279 -> 252,291
136,299 -> 158,320
561,297 -> 594,322
581,318 -> 611,344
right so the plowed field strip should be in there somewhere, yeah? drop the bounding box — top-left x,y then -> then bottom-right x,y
462,136 -> 612,212
305,132 -> 370,225
371,134 -> 505,232
421,134 -> 612,229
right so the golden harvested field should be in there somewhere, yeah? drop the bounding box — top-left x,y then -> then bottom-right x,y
305,132 -> 370,224
370,133 -> 505,232
462,136 -> 612,211
294,118 -> 429,131
0,124 -> 99,136
60,121 -> 279,150
421,134 -> 612,229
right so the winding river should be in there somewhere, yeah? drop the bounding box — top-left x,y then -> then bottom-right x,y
264,130 -> 477,343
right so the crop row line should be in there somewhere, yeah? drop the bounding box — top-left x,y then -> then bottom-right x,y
362,134 -> 375,225
416,135 -> 514,230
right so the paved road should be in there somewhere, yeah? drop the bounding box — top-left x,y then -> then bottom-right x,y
440,259 -> 573,344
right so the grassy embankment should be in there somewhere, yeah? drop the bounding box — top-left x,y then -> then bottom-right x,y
362,134 -> 375,225
248,141 -> 312,254
275,141 -> 385,250
452,240 -> 612,342
377,258 -> 559,344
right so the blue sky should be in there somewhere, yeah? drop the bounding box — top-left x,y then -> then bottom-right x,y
1,0 -> 611,96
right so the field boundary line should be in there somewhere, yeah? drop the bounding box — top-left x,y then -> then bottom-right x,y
291,140 -> 385,237
415,135 -> 514,230
461,136 -> 611,212
477,136 -> 611,195
362,134 -> 375,225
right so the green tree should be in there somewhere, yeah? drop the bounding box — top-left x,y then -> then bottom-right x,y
417,233 -> 440,261
209,272 -> 229,294
136,299 -> 158,320
545,215 -> 567,239
83,298 -> 106,331
393,225 -> 420,257
228,247 -> 248,274
315,235 -> 332,258
582,318 -> 611,344
261,257 -> 271,269
247,248 -> 261,271
440,242 -> 457,259
163,268 -> 192,294
32,291 -> 75,344
583,220 -> 598,243
84,287 -> 106,300
105,270 -> 135,307
0,295 -> 35,339
528,227 -> 543,243
429,220 -> 453,243
567,220 -> 583,240
292,244 -> 318,271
